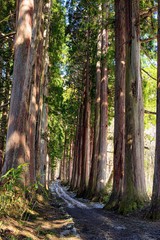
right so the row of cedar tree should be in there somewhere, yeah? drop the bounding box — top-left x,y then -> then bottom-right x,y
60,0 -> 160,219
0,0 -> 160,219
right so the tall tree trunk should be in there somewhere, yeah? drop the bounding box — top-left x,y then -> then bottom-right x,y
90,127 -> 94,169
76,102 -> 84,189
0,62 -> 10,172
79,53 -> 91,195
2,0 -> 51,187
2,0 -> 34,181
96,3 -> 108,194
87,30 -> 101,198
68,140 -> 74,184
36,0 -> 51,185
61,130 -> 67,182
34,34 -> 43,179
119,0 -> 147,213
148,0 -> 160,220
70,109 -> 81,190
28,0 -> 43,183
40,100 -> 49,185
106,0 -> 126,209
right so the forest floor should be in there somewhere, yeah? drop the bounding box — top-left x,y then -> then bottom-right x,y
50,181 -> 160,240
0,191 -> 80,240
1,182 -> 160,239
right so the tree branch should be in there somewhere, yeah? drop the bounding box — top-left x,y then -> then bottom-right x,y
0,102 -> 10,110
144,109 -> 156,115
0,12 -> 15,24
0,31 -> 16,40
141,68 -> 157,81
141,45 -> 157,69
140,6 -> 158,18
140,35 -> 157,43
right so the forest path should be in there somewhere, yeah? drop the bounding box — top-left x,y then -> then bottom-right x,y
50,181 -> 160,240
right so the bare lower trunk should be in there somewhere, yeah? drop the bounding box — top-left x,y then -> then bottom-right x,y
87,31 -> 101,198
28,0 -> 43,183
148,0 -> 160,220
40,102 -> 48,185
45,154 -> 51,189
38,0 -> 51,186
0,69 -> 10,172
70,110 -> 80,190
3,0 -> 51,186
96,3 -> 108,194
79,56 -> 91,195
61,131 -> 67,182
3,0 -> 34,182
106,0 -> 126,209
119,0 -> 147,214
68,141 -> 74,184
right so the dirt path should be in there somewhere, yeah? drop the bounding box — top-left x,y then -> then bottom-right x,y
67,207 -> 160,240
51,181 -> 160,240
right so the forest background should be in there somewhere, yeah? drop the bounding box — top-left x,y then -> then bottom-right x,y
0,0 -> 159,221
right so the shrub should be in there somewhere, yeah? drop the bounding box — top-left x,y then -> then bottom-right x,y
0,164 -> 29,218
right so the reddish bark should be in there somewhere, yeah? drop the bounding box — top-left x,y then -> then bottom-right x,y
3,0 -> 34,180
87,32 -> 101,197
106,0 -> 126,209
119,0 -> 147,213
68,141 -> 74,183
96,3 -> 109,193
70,111 -> 80,189
79,54 -> 91,195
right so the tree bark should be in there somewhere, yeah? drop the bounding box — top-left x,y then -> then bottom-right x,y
87,30 -> 101,198
2,0 -> 52,187
148,0 -> 160,220
68,141 -> 74,184
106,0 -> 126,210
2,0 -> 34,181
96,3 -> 108,194
79,52 -> 91,196
28,0 -> 43,183
35,0 -> 51,186
61,130 -> 67,182
70,107 -> 81,190
119,0 -> 147,214
0,62 -> 10,172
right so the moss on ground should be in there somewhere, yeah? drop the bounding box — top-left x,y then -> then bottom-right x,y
118,195 -> 146,215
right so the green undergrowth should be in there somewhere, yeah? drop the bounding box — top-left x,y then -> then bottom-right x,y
118,196 -> 148,215
0,164 -> 48,220
0,173 -> 79,239
105,199 -> 120,211
94,185 -> 112,204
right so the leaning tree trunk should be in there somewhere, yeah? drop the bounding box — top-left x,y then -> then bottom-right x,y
119,0 -> 147,214
148,0 -> 160,220
96,3 -> 108,194
106,0 -> 126,210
